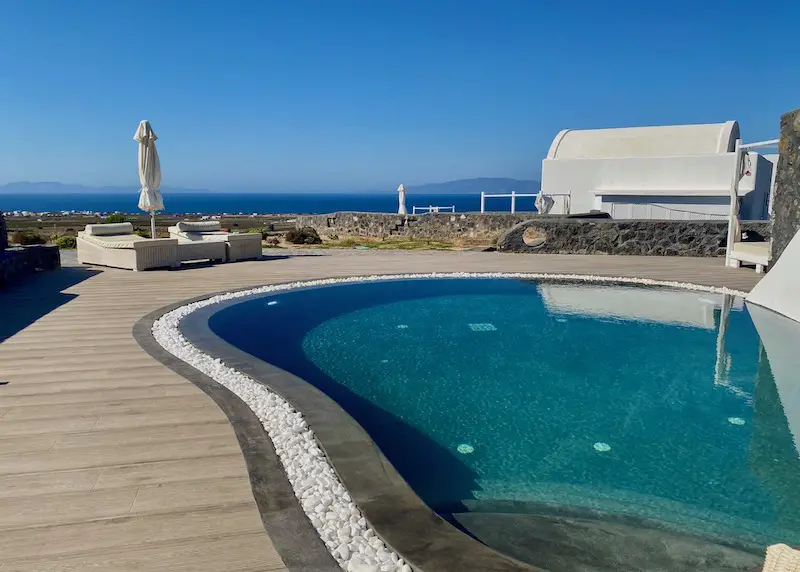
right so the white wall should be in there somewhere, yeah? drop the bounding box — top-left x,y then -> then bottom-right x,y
541,152 -> 768,219
548,122 -> 739,159
602,196 -> 731,219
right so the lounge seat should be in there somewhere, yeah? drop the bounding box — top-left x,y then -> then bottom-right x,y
168,221 -> 262,262
77,222 -> 179,271
729,241 -> 771,274
176,240 -> 226,264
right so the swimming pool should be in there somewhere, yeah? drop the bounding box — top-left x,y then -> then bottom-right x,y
202,278 -> 800,570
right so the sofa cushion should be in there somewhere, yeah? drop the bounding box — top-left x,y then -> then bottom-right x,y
176,221 -> 221,232
79,232 -> 146,249
84,222 -> 134,236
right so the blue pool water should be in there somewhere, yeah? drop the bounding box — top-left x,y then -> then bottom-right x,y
207,278 -> 800,564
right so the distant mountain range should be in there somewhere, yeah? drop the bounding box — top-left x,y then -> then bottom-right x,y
0,178 -> 540,196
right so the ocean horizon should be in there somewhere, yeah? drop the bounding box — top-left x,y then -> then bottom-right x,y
1,192 -> 539,215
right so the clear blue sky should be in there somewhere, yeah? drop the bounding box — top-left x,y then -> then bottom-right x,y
0,0 -> 797,192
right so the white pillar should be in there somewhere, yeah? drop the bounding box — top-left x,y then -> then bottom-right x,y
397,184 -> 407,215
510,191 -> 516,214
725,139 -> 743,267
480,191 -> 485,213
150,212 -> 157,239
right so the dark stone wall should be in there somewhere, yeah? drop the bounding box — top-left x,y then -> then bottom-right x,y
0,211 -> 7,250
770,108 -> 800,263
497,219 -> 772,257
297,212 -> 772,257
0,245 -> 61,288
295,212 -> 535,243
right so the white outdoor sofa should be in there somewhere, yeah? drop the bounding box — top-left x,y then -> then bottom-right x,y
168,221 -> 262,262
729,241 -> 771,274
77,222 -> 179,271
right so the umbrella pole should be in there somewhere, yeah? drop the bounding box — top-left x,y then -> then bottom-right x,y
150,212 -> 157,239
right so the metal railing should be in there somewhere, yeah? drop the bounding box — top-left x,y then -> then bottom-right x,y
480,191 -> 571,214
412,205 -> 456,214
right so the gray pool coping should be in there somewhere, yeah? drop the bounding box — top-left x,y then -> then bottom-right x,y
133,293 -> 340,572
133,283 -> 539,572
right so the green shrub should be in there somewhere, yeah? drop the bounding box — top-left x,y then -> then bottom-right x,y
104,213 -> 127,223
55,236 -> 77,249
285,227 -> 322,245
133,227 -> 151,238
265,237 -> 281,247
10,230 -> 46,245
247,228 -> 270,240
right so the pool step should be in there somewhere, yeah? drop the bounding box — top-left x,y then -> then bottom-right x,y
451,510 -> 763,572
466,481 -> 790,550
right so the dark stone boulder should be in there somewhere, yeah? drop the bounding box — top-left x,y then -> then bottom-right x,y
0,245 -> 60,288
771,107 -> 800,263
497,218 -> 772,257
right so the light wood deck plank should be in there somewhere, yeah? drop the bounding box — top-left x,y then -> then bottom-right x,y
0,532 -> 284,572
0,435 -> 239,476
0,505 -> 264,562
93,454 -> 250,490
0,468 -> 104,499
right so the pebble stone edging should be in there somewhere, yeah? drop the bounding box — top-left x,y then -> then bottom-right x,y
151,272 -> 747,572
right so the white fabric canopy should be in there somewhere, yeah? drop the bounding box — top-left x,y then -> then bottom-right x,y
134,120 -> 164,213
397,183 -> 407,215
535,192 -> 555,215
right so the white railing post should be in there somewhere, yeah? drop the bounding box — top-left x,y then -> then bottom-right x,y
725,139 -> 743,267
511,191 -> 516,214
480,191 -> 485,213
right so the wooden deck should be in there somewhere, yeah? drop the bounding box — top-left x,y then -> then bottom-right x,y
0,251 -> 762,571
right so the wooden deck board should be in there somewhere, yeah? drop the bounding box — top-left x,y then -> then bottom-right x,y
0,250 -> 762,570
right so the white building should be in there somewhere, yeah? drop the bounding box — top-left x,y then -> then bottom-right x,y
541,121 -> 775,220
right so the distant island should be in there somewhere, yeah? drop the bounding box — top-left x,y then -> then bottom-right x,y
0,177 -> 540,196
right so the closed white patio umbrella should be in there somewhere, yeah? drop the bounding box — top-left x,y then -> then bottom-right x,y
134,120 -> 163,238
397,183 -> 408,215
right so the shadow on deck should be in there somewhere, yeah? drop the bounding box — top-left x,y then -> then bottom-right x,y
0,266 -> 101,343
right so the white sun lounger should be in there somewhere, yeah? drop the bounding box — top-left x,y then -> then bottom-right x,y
176,240 -> 227,264
77,222 -> 179,271
168,221 -> 262,262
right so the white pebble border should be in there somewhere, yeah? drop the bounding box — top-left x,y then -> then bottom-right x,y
151,272 -> 746,572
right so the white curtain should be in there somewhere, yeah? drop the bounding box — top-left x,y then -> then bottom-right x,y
535,192 -> 555,215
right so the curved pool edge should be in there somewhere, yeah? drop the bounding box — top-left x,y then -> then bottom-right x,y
135,273 -> 751,572
132,296 -> 342,572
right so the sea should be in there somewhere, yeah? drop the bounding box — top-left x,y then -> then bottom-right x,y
0,193 -> 538,215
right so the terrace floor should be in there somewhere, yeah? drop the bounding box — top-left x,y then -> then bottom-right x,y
0,250 -> 762,571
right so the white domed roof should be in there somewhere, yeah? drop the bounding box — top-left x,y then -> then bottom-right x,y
546,121 -> 740,160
